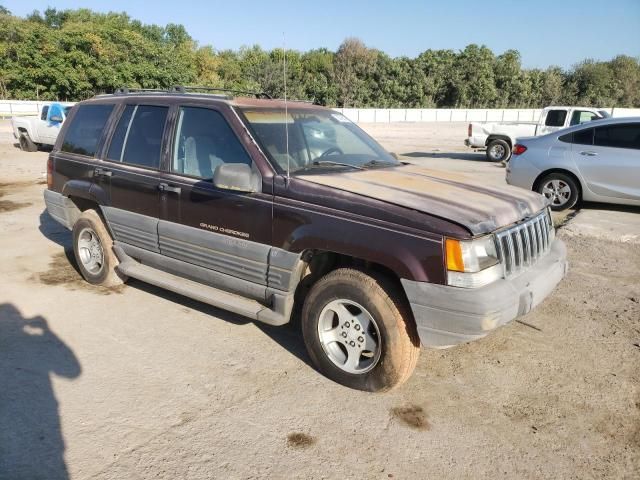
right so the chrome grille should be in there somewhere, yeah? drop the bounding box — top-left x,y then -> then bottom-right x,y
495,210 -> 553,277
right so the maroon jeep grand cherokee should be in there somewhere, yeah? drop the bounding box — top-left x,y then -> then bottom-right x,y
44,88 -> 568,391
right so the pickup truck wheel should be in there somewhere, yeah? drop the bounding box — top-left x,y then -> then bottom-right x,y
72,210 -> 126,287
537,173 -> 579,211
19,133 -> 38,152
486,139 -> 510,162
302,268 -> 420,392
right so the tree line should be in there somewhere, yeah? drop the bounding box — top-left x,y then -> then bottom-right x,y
1,7 -> 638,108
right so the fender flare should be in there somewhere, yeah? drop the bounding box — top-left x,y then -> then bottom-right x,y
284,222 -> 442,283
485,134 -> 514,148
62,179 -> 109,206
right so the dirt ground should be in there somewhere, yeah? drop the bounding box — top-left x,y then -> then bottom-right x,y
0,120 -> 638,479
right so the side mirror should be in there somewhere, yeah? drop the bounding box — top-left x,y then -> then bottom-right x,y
49,115 -> 63,123
213,163 -> 257,193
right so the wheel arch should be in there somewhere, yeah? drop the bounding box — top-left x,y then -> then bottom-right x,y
485,134 -> 513,148
532,168 -> 583,200
291,249 -> 415,331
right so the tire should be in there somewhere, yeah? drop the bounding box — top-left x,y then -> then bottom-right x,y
486,139 -> 511,162
72,209 -> 127,287
301,268 -> 420,392
19,133 -> 38,152
536,172 -> 580,211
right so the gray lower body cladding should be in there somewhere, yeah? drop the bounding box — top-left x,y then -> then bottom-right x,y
43,189 -> 80,229
402,239 -> 568,348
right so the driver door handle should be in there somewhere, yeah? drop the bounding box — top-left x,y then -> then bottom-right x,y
94,167 -> 112,177
159,183 -> 181,194
580,151 -> 598,156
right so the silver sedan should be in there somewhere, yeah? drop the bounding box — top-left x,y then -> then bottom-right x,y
506,117 -> 640,210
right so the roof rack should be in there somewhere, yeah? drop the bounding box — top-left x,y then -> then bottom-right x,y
113,86 -> 272,99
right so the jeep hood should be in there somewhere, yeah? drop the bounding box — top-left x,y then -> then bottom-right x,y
300,164 -> 548,235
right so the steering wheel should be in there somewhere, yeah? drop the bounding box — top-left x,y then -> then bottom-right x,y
320,147 -> 343,157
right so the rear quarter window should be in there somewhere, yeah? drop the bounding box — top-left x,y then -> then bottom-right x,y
558,128 -> 593,145
61,104 -> 114,157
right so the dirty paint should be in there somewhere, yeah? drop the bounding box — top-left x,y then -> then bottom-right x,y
301,164 -> 547,235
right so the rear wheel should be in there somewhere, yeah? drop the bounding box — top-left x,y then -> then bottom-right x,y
486,139 -> 511,162
19,133 -> 38,152
301,268 -> 420,392
72,209 -> 126,287
537,173 -> 579,211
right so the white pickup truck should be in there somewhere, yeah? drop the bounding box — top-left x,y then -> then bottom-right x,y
11,102 -> 74,151
465,106 -> 610,162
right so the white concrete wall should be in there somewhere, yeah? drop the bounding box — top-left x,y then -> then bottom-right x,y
334,107 -> 548,123
0,100 -> 76,117
2,100 -> 639,121
334,107 -> 640,123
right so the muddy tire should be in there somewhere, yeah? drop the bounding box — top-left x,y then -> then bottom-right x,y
72,209 -> 126,287
486,139 -> 511,162
537,172 -> 580,211
301,268 -> 420,392
19,133 -> 38,152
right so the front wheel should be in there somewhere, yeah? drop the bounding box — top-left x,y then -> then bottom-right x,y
486,139 -> 511,162
537,173 -> 579,211
301,268 -> 420,392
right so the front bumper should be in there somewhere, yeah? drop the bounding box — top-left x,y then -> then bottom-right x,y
401,239 -> 568,348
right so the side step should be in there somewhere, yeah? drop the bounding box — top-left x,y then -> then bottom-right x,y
114,246 -> 288,325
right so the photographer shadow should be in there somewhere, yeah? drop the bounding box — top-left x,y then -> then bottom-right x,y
0,303 -> 81,480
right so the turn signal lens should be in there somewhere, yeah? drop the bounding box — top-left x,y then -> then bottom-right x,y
445,238 -> 465,272
513,144 -> 527,155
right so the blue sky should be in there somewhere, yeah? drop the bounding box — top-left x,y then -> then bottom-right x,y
4,0 -> 639,68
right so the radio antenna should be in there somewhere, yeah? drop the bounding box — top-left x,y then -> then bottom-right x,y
283,32 -> 290,180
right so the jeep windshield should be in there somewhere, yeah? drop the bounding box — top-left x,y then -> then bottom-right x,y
238,108 -> 399,174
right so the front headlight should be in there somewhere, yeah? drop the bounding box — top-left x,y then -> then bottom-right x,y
445,235 -> 502,288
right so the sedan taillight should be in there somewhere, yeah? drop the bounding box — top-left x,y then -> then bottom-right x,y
512,144 -> 527,155
468,123 -> 472,137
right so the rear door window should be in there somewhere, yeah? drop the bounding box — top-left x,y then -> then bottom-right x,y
107,105 -> 168,169
594,124 -> 640,150
545,110 -> 568,127
61,104 -> 114,156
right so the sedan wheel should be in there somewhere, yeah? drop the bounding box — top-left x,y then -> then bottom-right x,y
537,173 -> 580,211
541,179 -> 572,208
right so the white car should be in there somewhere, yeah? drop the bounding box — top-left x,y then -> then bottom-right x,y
11,102 -> 74,151
506,117 -> 640,210
466,106 -> 609,162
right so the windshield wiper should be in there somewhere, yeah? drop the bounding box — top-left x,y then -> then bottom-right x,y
310,160 -> 365,170
361,159 -> 397,168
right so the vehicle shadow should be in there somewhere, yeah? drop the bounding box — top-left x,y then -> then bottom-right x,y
0,303 -> 81,480
578,202 -> 640,214
402,151 -> 491,162
128,280 -> 313,368
39,210 -> 72,249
